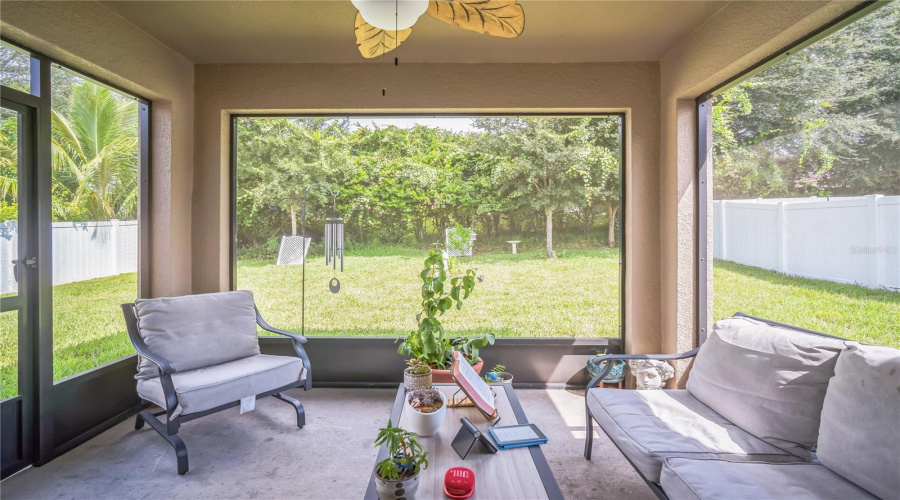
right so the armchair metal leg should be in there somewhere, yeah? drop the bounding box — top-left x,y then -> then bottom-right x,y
273,392 -> 305,428
584,406 -> 594,460
135,413 -> 145,430
137,410 -> 190,475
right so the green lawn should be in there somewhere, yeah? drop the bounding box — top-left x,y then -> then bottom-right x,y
713,260 -> 899,346
2,250 -> 898,400
238,249 -> 622,338
1,273 -> 137,399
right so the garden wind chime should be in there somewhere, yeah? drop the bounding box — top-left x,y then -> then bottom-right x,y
278,184 -> 344,337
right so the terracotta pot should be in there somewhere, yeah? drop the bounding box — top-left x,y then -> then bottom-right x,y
431,357 -> 483,383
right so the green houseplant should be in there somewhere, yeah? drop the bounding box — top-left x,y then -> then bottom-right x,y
403,359 -> 432,392
483,364 -> 513,384
397,248 -> 494,382
373,420 -> 429,499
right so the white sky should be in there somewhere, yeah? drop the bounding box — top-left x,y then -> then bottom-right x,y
350,117 -> 478,133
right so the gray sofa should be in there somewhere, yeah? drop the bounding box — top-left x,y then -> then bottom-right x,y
584,313 -> 899,499
122,290 -> 311,475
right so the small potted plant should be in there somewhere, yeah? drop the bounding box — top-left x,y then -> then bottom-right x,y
404,388 -> 447,436
404,359 -> 432,392
483,364 -> 513,384
587,350 -> 627,388
373,420 -> 429,500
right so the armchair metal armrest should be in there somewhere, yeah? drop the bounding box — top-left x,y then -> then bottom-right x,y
584,348 -> 700,391
255,307 -> 308,344
121,303 -> 176,376
255,307 -> 312,390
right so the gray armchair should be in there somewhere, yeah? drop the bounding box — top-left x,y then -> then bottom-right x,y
122,290 -> 311,475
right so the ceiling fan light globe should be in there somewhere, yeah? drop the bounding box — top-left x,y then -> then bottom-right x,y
352,0 -> 428,30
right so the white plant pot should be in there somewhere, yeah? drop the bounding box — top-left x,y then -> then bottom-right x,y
404,391 -> 446,437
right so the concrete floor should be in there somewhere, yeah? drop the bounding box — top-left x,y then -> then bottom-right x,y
1,388 -> 654,500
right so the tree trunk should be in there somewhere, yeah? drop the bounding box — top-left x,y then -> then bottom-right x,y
607,201 -> 619,248
290,206 -> 298,236
545,207 -> 556,259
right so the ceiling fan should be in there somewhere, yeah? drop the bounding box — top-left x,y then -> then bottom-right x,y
352,0 -> 526,59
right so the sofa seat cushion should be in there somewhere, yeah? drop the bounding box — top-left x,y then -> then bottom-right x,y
660,458 -> 878,500
686,316 -> 845,459
817,343 -> 900,500
134,291 -> 261,380
587,389 -> 802,482
137,354 -> 305,417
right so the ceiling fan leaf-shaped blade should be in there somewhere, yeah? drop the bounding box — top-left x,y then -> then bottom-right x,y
426,0 -> 525,38
354,11 -> 413,58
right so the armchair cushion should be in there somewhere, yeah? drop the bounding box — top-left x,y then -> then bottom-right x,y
137,354 -> 305,417
587,388 -> 801,482
816,343 -> 900,500
660,458 -> 877,500
134,291 -> 260,379
686,316 -> 844,459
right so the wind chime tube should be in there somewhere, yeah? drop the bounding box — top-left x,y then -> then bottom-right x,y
326,217 -> 344,271
339,219 -> 344,272
325,221 -> 331,266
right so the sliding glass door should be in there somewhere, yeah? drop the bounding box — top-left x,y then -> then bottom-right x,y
0,98 -> 38,478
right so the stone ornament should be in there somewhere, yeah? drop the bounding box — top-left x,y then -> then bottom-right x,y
628,359 -> 675,390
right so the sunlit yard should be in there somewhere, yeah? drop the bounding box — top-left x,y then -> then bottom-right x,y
240,248 -> 622,338
3,251 -> 898,400
1,273 -> 137,399
713,260 -> 899,346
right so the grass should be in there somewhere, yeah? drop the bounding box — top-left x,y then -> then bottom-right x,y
713,260 -> 900,347
1,250 -> 897,400
238,248 -> 621,338
1,273 -> 137,399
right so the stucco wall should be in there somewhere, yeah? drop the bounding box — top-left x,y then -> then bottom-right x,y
0,1 -> 195,297
192,62 -> 662,353
658,0 -> 860,381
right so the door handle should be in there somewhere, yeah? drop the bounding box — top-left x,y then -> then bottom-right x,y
11,257 -> 36,283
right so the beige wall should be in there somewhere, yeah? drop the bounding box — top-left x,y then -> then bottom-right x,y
0,1 -> 195,297
658,1 -> 861,380
192,62 -> 662,353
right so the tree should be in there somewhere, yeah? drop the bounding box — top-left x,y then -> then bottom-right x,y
713,3 -> 900,199
238,118 -> 349,239
51,82 -> 138,221
0,113 -> 18,206
584,118 -> 622,247
480,118 -> 596,258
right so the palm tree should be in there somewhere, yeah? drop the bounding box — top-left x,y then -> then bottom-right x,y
51,82 -> 138,221
0,112 -> 18,206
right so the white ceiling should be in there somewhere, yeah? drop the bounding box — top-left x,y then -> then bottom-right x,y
101,1 -> 729,64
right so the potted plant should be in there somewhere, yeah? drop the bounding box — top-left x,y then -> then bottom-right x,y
483,364 -> 513,384
373,420 -> 429,500
397,248 -> 494,383
404,388 -> 447,436
404,359 -> 432,392
587,350 -> 627,388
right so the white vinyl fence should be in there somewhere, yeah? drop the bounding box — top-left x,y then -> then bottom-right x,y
0,219 -> 137,295
713,195 -> 900,290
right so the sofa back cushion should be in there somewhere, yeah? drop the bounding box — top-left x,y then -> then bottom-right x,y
817,343 -> 900,500
686,316 -> 844,459
134,291 -> 260,379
